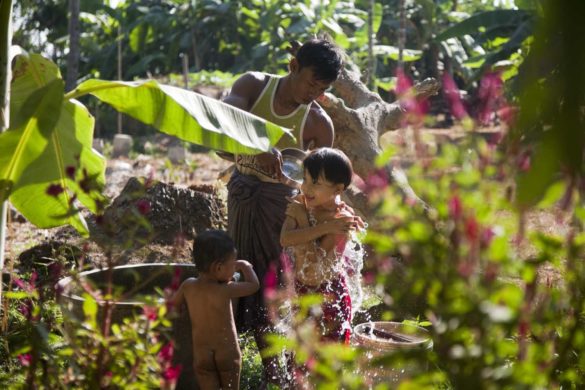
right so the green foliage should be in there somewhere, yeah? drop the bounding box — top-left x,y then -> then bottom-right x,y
1,52 -> 293,234
511,0 -> 585,209
361,133 -> 585,387
71,78 -> 294,155
0,54 -> 106,234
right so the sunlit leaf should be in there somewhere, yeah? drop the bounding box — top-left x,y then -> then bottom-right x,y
73,79 -> 294,155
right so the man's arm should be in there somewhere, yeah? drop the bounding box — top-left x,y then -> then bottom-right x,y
222,71 -> 266,111
302,103 -> 335,149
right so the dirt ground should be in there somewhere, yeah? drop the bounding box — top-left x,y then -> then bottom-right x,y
3,128 -> 571,286
4,147 -> 232,270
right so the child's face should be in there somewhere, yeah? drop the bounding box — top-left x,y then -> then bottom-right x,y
215,250 -> 237,283
301,169 -> 343,209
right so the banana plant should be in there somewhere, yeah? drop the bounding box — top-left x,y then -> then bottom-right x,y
434,8 -> 536,79
0,52 -> 293,237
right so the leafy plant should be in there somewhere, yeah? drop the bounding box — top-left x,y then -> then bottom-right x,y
0,52 -> 293,236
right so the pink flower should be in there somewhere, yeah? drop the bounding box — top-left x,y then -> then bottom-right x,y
497,105 -> 518,127
363,272 -> 375,285
477,72 -> 504,125
18,354 -> 32,367
170,268 -> 182,291
158,342 -> 174,363
518,151 -> 531,172
457,261 -> 474,278
163,365 -> 182,381
464,217 -> 480,243
263,263 -> 278,300
481,227 -> 495,248
395,68 -> 426,126
143,305 -> 158,322
448,195 -> 463,220
361,169 -> 389,194
518,320 -> 529,338
136,199 -> 151,215
46,184 -> 64,197
442,72 -> 468,120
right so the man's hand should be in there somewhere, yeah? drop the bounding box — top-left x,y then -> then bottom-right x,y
255,149 -> 283,179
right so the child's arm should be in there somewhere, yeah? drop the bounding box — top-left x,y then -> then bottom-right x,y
280,213 -> 354,247
169,280 -> 188,311
319,209 -> 356,252
224,260 -> 260,298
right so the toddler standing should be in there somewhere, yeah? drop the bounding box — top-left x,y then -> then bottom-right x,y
280,148 -> 363,344
171,230 -> 259,389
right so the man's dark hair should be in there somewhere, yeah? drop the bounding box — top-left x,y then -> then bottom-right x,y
296,39 -> 343,82
192,230 -> 236,272
303,147 -> 353,189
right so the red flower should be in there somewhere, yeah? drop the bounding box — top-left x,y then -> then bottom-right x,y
263,262 -> 278,300
66,166 -> 76,180
518,320 -> 529,338
136,199 -> 151,215
395,68 -> 426,126
143,305 -> 158,322
361,169 -> 389,194
457,261 -> 474,278
497,105 -> 518,127
477,72 -> 504,125
442,72 -> 468,120
517,151 -> 531,172
464,217 -> 480,243
163,365 -> 182,381
481,227 -> 496,248
158,342 -> 174,363
448,195 -> 463,220
170,268 -> 182,291
46,184 -> 64,197
18,354 -> 32,367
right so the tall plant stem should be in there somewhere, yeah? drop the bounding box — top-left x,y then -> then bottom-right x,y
366,0 -> 375,89
0,0 -> 15,326
398,0 -> 406,70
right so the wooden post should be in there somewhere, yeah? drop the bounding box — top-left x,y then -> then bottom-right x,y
182,53 -> 189,89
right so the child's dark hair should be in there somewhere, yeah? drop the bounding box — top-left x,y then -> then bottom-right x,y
296,39 -> 343,82
192,230 -> 236,272
303,148 -> 353,189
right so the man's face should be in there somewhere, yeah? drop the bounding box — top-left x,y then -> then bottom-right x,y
291,65 -> 333,105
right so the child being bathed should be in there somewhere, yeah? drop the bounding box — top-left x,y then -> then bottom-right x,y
280,148 -> 364,344
171,230 -> 259,390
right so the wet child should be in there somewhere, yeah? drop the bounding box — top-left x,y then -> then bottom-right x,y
280,148 -> 363,344
171,230 -> 259,390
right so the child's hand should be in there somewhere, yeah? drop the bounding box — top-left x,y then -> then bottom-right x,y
323,215 -> 356,235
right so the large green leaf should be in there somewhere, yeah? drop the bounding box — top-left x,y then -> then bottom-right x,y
373,45 -> 423,62
435,10 -> 532,42
72,79 -> 294,154
1,54 -> 106,235
10,54 -> 61,118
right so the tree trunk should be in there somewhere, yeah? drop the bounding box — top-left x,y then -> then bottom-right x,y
65,0 -> 80,91
322,63 -> 440,219
0,0 -> 14,326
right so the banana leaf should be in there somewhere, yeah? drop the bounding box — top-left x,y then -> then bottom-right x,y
72,79 -> 294,155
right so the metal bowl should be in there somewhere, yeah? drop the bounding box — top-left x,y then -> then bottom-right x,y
281,148 -> 306,187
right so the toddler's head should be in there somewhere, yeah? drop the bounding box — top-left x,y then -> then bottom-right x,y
301,148 -> 353,207
192,230 -> 237,280
303,147 -> 353,188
